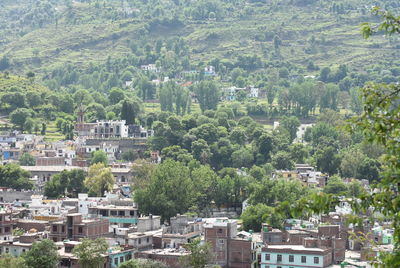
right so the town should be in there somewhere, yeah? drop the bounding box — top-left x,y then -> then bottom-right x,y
0,0 -> 399,267
0,117 -> 393,267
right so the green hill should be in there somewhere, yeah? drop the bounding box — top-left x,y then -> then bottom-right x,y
0,0 -> 399,78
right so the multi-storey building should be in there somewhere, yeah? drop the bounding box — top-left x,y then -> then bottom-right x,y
49,213 -> 109,242
205,219 -> 257,268
260,244 -> 332,268
88,205 -> 139,228
0,210 -> 14,241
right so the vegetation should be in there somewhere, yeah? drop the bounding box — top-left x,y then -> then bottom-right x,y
44,169 -> 87,198
0,164 -> 33,190
180,239 -> 214,268
119,259 -> 168,268
72,238 -> 108,268
22,239 -> 60,268
84,163 -> 115,196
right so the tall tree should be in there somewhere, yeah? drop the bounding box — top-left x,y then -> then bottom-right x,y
72,238 -> 108,268
194,81 -> 220,112
19,153 -> 36,166
0,164 -> 33,190
84,163 -> 115,197
22,239 -> 60,268
121,98 -> 142,125
134,159 -> 195,221
180,239 -> 214,268
90,150 -> 108,166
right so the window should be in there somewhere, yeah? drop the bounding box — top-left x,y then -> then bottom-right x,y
217,228 -> 223,234
277,266 -> 282,268
277,254 -> 282,262
265,254 -> 270,261
289,255 -> 294,262
218,239 -> 224,245
314,257 -> 319,264
138,238 -> 141,244
120,256 -> 124,263
301,256 -> 307,263
62,226 -> 65,233
146,237 -> 149,243
52,225 -> 57,232
114,258 -> 118,265
78,227 -> 83,234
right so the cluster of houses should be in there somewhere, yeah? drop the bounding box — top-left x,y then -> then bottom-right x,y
0,185 -> 394,268
0,120 -> 158,168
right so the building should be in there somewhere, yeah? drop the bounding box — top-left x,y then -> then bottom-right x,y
135,248 -> 190,268
260,244 -> 333,268
0,210 -> 14,241
161,214 -> 202,249
93,120 -> 128,138
205,218 -> 257,268
88,205 -> 139,228
49,213 -> 109,242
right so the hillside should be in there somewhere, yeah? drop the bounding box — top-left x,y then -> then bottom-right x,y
0,0 -> 399,79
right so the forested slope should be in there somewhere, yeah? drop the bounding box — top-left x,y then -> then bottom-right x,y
0,0 -> 399,77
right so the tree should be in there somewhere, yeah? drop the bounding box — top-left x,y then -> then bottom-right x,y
289,143 -> 308,164
121,150 -> 139,162
280,116 -> 300,142
323,176 -> 348,196
84,163 -> 115,197
357,157 -> 381,183
0,255 -> 27,268
108,87 -> 125,105
19,153 -> 36,166
191,165 -> 218,213
90,150 -> 108,166
241,203 -> 273,232
339,148 -> 366,178
0,55 -> 10,70
41,122 -> 47,135
180,239 -> 214,268
131,159 -> 156,189
355,9 -> 400,266
134,159 -> 195,221
72,238 -> 108,268
10,108 -> 32,130
272,151 -> 294,170
24,118 -> 35,133
45,169 -> 87,198
314,146 -> 341,175
0,164 -> 33,190
121,98 -> 142,125
23,239 -> 60,268
232,147 -> 254,168
194,81 -> 220,112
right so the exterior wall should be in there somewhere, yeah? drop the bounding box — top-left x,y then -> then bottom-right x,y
135,252 -> 184,268
0,212 -> 14,241
128,235 -> 153,249
229,239 -> 252,268
0,190 -> 38,202
36,157 -> 65,166
17,220 -> 47,232
109,250 -> 134,268
0,244 -> 30,257
137,216 -> 161,232
260,252 -> 329,268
